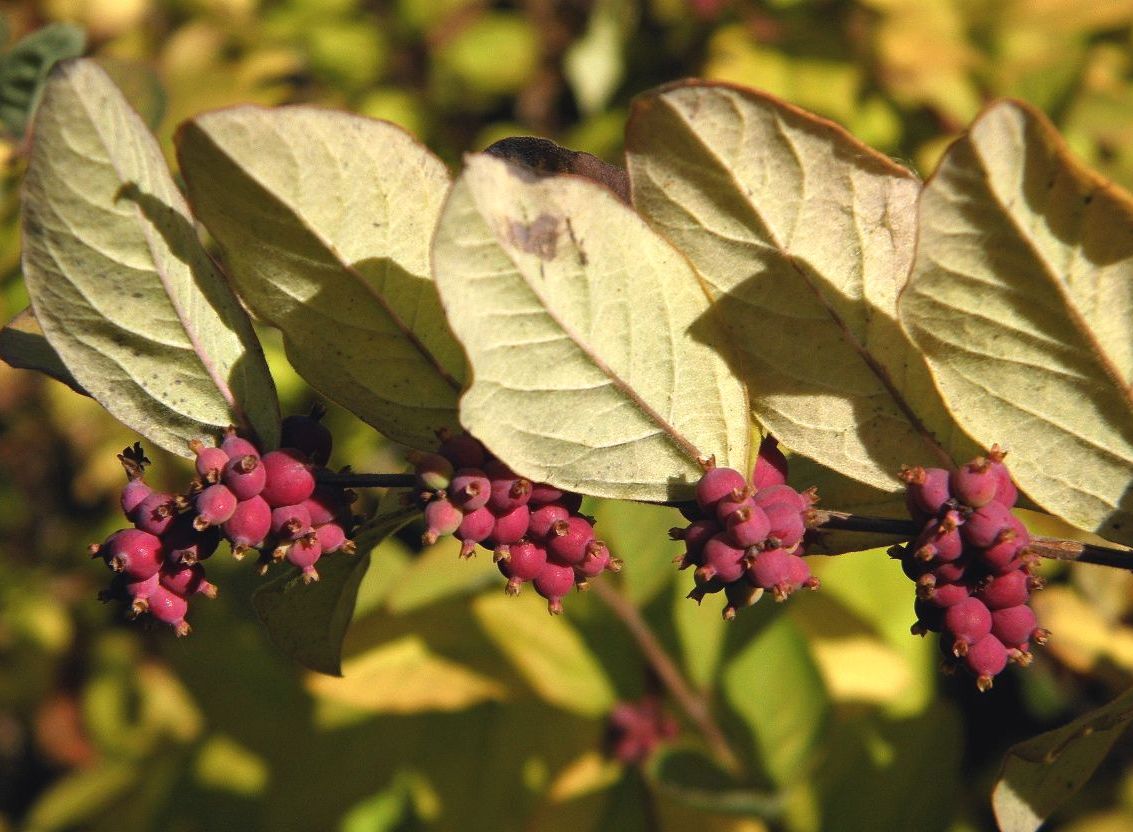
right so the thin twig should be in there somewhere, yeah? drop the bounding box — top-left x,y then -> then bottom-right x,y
590,580 -> 745,777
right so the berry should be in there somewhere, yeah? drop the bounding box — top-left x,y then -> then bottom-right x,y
920,580 -> 971,608
752,436 -> 789,489
529,483 -> 564,504
714,489 -> 754,525
695,465 -> 747,512
223,495 -> 272,552
547,515 -> 595,565
438,432 -> 487,469
287,535 -> 323,581
160,562 -> 217,598
220,431 -> 260,461
491,504 -> 531,547
454,506 -> 495,558
965,635 -> 1008,691
304,486 -> 350,526
901,466 -> 951,520
271,503 -> 313,540
449,469 -> 491,512
194,484 -> 238,530
725,504 -> 771,548
670,520 -> 717,568
944,597 -> 993,656
950,457 -> 998,508
260,449 -> 316,507
146,585 -> 191,636
976,571 -> 1031,610
120,478 -> 152,518
191,440 -> 229,483
753,484 -> 810,513
223,454 -> 267,501
281,411 -> 333,466
987,445 -> 1018,508
423,498 -> 463,545
93,529 -> 164,579
533,561 -> 576,614
133,491 -> 179,536
575,541 -> 615,579
699,535 -> 746,583
485,461 -> 533,514
410,451 -> 455,492
991,604 -> 1039,649
528,503 -> 570,540
962,502 -> 1015,549
723,581 -> 764,621
748,547 -> 791,592
913,521 -> 963,562
314,522 -> 352,554
785,554 -> 818,592
763,502 -> 805,550
980,514 -> 1029,572
164,515 -> 221,564
499,540 -> 547,593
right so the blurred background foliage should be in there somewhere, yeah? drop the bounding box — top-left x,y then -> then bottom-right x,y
3,1 -> 1133,830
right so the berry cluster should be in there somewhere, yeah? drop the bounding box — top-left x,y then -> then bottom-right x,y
895,446 -> 1048,691
410,431 -> 620,614
671,437 -> 820,620
603,697 -> 679,765
91,410 -> 356,635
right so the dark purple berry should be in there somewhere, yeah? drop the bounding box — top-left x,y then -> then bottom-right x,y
695,465 -> 747,512
194,484 -> 238,530
223,454 -> 267,501
423,498 -> 463,545
752,436 -> 789,490
965,634 -> 1008,691
93,529 -> 164,579
164,515 -> 221,564
533,561 -> 575,614
723,581 -> 764,620
260,449 -> 316,507
547,515 -> 595,565
944,597 -> 993,656
223,495 -> 272,552
281,412 -> 333,466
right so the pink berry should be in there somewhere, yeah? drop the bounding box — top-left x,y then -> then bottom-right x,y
454,506 -> 496,557
281,412 -> 333,466
528,503 -> 570,540
921,580 -> 971,608
314,522 -> 351,554
962,502 -> 1015,549
304,486 -> 351,526
147,585 -> 191,636
981,514 -> 1030,572
748,547 -> 790,592
533,561 -> 576,614
977,571 -> 1030,610
423,498 -> 463,545
491,504 -> 531,547
991,604 -> 1039,649
752,436 -> 788,489
951,457 -> 999,508
913,520 -> 963,562
120,478 -> 152,518
714,489 -> 754,525
498,540 -> 548,593
94,528 -> 164,579
438,433 -> 487,469
485,461 -> 533,514
220,431 -> 260,461
194,484 -> 238,530
987,445 -> 1018,508
700,534 -> 746,583
670,520 -> 719,569
547,515 -> 595,565
133,492 -> 179,536
752,484 -> 812,513
259,449 -> 316,507
287,535 -> 323,581
223,454 -> 267,501
763,502 -> 805,550
785,554 -> 818,592
191,440 -> 229,483
901,466 -> 952,520
449,468 -> 491,512
965,634 -> 1008,691
725,504 -> 771,548
271,503 -> 313,540
575,540 -> 614,579
944,597 -> 993,656
223,495 -> 272,550
695,466 -> 747,512
160,562 -> 217,598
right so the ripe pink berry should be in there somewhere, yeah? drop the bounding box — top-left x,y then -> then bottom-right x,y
748,547 -> 791,591
287,535 -> 323,582
314,521 -> 352,554
220,431 -> 260,461
528,503 -> 570,540
991,604 -> 1039,649
194,484 -> 238,530
575,541 -> 614,579
271,503 -> 313,540
120,478 -> 152,518
695,466 -> 747,512
449,468 -> 491,512
410,451 -> 455,492
124,572 -> 160,613
147,585 -> 191,636
987,445 -> 1018,508
438,432 -> 487,469
547,515 -> 595,565
160,562 -> 217,598
901,466 -> 952,520
281,412 -> 333,466
700,535 -> 746,583
94,528 -> 164,579
260,449 -> 316,507
423,498 -> 463,545
223,454 -> 267,501
962,502 -> 1015,549
670,520 -> 718,569
715,489 -> 754,525
951,457 -> 998,508
533,561 -> 576,614
454,506 -> 495,557
763,502 -> 805,550
191,440 -> 229,484
913,521 -> 963,562
920,580 -> 971,608
485,461 -> 533,514
752,436 -> 789,490
981,514 -> 1030,572
725,504 -> 771,548
785,554 -> 818,592
491,504 -> 531,547
133,491 -> 179,536
944,597 -> 993,656
223,495 -> 272,551
753,484 -> 810,513
965,634 -> 1008,691
977,571 -> 1030,610
498,540 -> 548,593
304,486 -> 350,527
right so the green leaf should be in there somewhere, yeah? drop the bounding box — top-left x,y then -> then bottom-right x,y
0,306 -> 87,395
176,106 -> 464,451
993,686 -> 1133,832
721,615 -> 828,786
432,153 -> 750,501
626,81 -> 976,492
590,498 -> 679,606
900,100 -> 1133,547
252,552 -> 371,676
472,591 -> 617,716
649,746 -> 783,818
0,22 -> 85,138
22,761 -> 139,831
564,0 -> 632,116
672,577 -> 728,691
21,59 -> 279,456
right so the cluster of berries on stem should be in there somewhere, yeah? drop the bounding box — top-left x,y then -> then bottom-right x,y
896,446 -> 1049,691
603,696 -> 679,765
410,430 -> 620,614
90,409 -> 356,635
671,437 -> 820,620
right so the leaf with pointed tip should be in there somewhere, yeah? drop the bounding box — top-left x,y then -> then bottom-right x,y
432,153 -> 750,501
0,22 -> 85,138
0,307 -> 87,395
901,100 -> 1133,546
21,60 -> 279,455
626,81 -> 977,493
176,107 -> 465,452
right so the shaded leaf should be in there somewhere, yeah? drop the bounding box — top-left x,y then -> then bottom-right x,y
993,686 -> 1133,832
384,535 -> 500,615
21,60 -> 279,456
721,615 -> 828,786
649,745 -> 782,818
472,591 -> 616,716
672,577 -> 728,691
22,761 -> 139,831
0,22 -> 85,138
0,306 -> 87,394
432,153 -> 750,501
626,81 -> 976,493
590,498 -> 679,606
176,106 -> 464,451
900,100 -> 1133,546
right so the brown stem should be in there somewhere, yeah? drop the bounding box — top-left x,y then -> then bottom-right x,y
590,580 -> 744,777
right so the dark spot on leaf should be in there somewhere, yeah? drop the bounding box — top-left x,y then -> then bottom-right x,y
1084,193 -> 1094,205
509,214 -> 560,260
131,292 -> 142,298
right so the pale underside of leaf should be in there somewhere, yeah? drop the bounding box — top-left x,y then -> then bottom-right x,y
176,107 -> 465,452
21,60 -> 279,455
0,306 -> 87,394
431,153 -> 750,502
626,81 -> 978,492
901,100 -> 1133,546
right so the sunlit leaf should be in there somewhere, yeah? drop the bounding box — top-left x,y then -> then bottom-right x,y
21,60 -> 280,455
472,591 -> 617,716
176,106 -> 464,451
384,535 -> 500,615
432,153 -> 750,501
900,100 -> 1133,546
0,306 -> 87,394
627,81 -> 975,493
993,686 -> 1133,832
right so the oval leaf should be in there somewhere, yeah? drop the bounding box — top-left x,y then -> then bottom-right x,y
0,306 -> 87,394
626,81 -> 976,492
432,153 -> 750,501
472,591 -> 616,716
900,100 -> 1133,546
21,59 -> 279,455
176,106 -> 465,451
0,22 -> 85,138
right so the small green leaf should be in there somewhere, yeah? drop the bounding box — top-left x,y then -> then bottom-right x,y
901,100 -> 1133,547
590,498 -> 679,606
176,106 -> 464,452
993,686 -> 1133,832
0,22 -> 85,138
472,591 -> 616,716
649,745 -> 783,818
0,306 -> 87,395
672,577 -> 728,691
721,615 -> 828,786
21,59 -> 279,456
627,81 -> 976,492
432,153 -> 750,501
